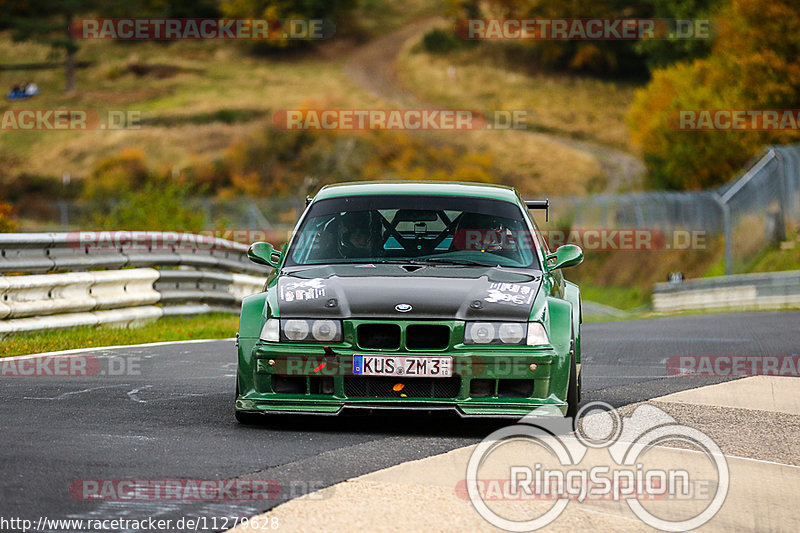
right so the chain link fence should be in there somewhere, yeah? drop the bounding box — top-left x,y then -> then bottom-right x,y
550,144 -> 800,274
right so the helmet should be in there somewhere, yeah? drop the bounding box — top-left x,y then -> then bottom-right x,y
456,213 -> 507,251
337,211 -> 373,258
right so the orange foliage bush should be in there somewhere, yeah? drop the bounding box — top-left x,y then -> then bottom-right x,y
629,0 -> 800,190
0,202 -> 18,232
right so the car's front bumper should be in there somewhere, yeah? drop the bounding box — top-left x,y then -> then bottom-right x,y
236,342 -> 569,418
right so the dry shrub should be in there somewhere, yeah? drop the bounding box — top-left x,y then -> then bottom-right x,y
0,202 -> 18,232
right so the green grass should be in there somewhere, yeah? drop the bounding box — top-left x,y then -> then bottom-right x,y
0,313 -> 239,357
745,238 -> 800,273
354,0 -> 445,35
700,232 -> 800,277
0,34 -> 384,181
398,33 -> 641,151
0,15 -> 627,201
580,283 -> 650,311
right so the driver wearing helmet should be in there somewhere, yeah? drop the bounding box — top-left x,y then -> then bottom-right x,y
453,212 -> 509,252
336,211 -> 375,259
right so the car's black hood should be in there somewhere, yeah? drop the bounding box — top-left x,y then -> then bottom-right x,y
276,264 -> 542,321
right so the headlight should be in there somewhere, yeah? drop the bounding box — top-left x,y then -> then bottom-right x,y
311,319 -> 339,341
279,319 -> 342,342
260,318 -> 280,342
498,323 -> 525,344
464,321 -> 549,345
526,322 -> 549,346
284,319 -> 310,341
466,322 -> 495,344
465,322 -> 526,345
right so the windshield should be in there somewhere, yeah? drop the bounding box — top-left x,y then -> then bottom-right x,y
285,194 -> 540,268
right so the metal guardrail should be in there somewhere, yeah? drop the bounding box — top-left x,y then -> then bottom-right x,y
0,232 -> 269,335
653,271 -> 800,312
0,232 -> 266,275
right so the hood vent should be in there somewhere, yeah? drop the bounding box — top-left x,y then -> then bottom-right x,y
401,264 -> 424,273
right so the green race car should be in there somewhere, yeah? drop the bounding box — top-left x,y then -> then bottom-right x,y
235,181 -> 583,421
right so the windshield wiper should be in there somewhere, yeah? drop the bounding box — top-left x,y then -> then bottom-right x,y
370,258 -> 498,267
413,257 -> 498,267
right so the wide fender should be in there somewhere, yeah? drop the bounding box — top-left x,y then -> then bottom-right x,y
563,280 -> 582,365
546,296 -> 573,401
237,292 -> 269,394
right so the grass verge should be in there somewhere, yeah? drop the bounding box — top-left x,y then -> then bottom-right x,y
0,313 -> 239,358
580,284 -> 650,311
0,34 -> 383,182
397,32 -> 641,152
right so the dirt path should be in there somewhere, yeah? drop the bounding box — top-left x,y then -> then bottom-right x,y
344,18 -> 645,192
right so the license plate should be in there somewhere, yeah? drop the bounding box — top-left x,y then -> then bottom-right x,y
353,355 -> 452,378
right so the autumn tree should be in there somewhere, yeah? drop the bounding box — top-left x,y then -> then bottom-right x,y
219,0 -> 356,50
633,0 -> 721,69
628,0 -> 800,189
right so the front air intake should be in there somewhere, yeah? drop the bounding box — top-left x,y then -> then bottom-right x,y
357,323 -> 401,350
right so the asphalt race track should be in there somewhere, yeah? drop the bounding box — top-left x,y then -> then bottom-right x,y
1,311 -> 798,532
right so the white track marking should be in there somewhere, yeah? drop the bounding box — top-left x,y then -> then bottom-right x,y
24,384 -> 131,401
126,385 -> 152,403
1,338 -> 234,362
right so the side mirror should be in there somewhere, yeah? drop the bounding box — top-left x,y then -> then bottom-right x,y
248,242 -> 282,268
545,244 -> 583,272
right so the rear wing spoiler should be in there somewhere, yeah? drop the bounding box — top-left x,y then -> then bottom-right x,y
524,199 -> 550,221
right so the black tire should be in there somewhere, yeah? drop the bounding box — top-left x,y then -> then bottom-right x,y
565,339 -> 579,420
235,381 -> 264,425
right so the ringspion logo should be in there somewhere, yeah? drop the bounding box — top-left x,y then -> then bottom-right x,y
466,402 -> 728,531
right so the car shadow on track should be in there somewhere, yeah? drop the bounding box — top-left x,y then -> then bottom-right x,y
232,410 -> 574,439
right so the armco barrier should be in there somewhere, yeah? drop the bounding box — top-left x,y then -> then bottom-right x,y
0,232 -> 269,334
0,232 -> 266,275
653,270 -> 800,312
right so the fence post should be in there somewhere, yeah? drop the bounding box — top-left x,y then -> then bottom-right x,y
713,193 -> 732,276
